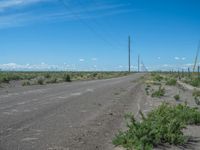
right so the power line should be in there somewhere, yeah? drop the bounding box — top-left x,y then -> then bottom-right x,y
58,0 -> 121,50
75,0 -> 126,50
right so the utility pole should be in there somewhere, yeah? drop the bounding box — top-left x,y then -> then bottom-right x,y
138,55 -> 140,72
193,41 -> 200,72
128,36 -> 131,72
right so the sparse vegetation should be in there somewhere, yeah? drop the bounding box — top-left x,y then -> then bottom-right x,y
22,80 -> 31,86
63,74 -> 71,82
174,94 -> 180,101
0,71 -> 129,86
145,84 -> 151,95
193,90 -> 200,105
166,78 -> 177,86
36,77 -> 45,85
151,86 -> 165,98
113,103 -> 200,150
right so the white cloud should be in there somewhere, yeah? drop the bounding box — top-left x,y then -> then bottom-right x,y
157,57 -> 161,60
182,57 -> 186,60
174,57 -> 180,60
79,59 -> 85,62
91,58 -> 98,61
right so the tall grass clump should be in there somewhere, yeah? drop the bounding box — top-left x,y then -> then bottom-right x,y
151,86 -> 165,98
37,77 -> 45,85
113,103 -> 200,150
166,78 -> 177,86
63,74 -> 71,82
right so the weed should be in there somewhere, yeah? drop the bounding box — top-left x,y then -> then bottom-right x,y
46,77 -> 58,84
63,74 -> 71,82
113,103 -> 200,150
174,94 -> 180,101
37,77 -> 45,85
145,85 -> 151,95
153,74 -> 163,82
22,80 -> 31,86
166,78 -> 177,86
193,90 -> 200,105
194,97 -> 200,105
151,86 -> 165,98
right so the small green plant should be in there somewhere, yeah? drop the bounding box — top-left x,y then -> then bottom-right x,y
63,74 -> 71,82
113,103 -> 200,150
151,86 -> 165,98
46,77 -> 58,83
22,80 -> 31,86
44,73 -> 51,79
145,84 -> 151,95
166,78 -> 177,86
194,96 -> 200,105
187,78 -> 200,87
37,77 -> 45,85
1,76 -> 10,83
174,94 -> 180,101
152,74 -> 163,82
192,90 -> 200,105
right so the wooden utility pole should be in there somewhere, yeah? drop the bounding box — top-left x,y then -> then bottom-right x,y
138,55 -> 140,72
128,36 -> 131,72
193,41 -> 200,72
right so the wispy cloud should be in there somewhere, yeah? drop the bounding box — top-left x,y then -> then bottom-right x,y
91,58 -> 98,61
79,59 -> 85,62
0,0 -> 136,28
174,57 -> 186,61
0,0 -> 49,11
174,57 -> 180,60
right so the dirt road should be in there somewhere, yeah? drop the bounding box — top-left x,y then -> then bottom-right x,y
0,74 -> 145,150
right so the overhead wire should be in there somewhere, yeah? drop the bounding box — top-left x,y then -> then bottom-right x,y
58,0 -> 121,51
75,0 -> 126,50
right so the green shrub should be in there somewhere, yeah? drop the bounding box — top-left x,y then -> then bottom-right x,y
1,76 -> 10,83
145,85 -> 151,95
189,78 -> 200,87
194,97 -> 200,105
46,77 -> 57,83
153,75 -> 163,82
166,78 -> 177,86
37,77 -> 45,85
44,73 -> 51,79
151,86 -> 165,98
174,94 -> 180,101
63,74 -> 71,82
22,80 -> 31,86
113,103 -> 200,150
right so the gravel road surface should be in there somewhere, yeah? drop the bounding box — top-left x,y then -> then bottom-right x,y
0,74 -> 144,150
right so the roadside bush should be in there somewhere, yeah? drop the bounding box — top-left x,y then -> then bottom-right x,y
1,76 -> 10,83
189,78 -> 200,87
166,78 -> 177,86
37,77 -> 45,85
174,94 -> 180,101
151,86 -> 165,98
44,73 -> 51,79
22,80 -> 31,86
193,90 -> 200,105
153,74 -> 163,82
46,77 -> 58,84
113,103 -> 200,150
63,74 -> 71,82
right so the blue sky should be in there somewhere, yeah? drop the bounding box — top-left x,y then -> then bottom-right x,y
0,0 -> 200,71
